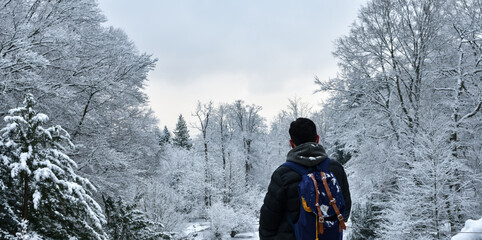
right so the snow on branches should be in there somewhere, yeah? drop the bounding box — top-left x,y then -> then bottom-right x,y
0,94 -> 108,240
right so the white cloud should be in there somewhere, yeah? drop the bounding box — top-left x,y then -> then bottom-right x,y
98,0 -> 367,130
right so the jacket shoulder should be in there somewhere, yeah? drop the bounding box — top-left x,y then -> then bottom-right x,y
328,158 -> 346,173
273,164 -> 303,185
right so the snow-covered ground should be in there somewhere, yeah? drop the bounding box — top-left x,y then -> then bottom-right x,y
179,221 -> 351,240
452,217 -> 482,240
178,218 -> 482,240
180,222 -> 259,240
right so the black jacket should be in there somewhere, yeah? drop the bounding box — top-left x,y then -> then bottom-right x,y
259,143 -> 351,240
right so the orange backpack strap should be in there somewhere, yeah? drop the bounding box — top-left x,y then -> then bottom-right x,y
320,172 -> 347,232
309,173 -> 324,235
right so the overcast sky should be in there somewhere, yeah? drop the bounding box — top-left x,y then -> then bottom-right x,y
97,0 -> 367,131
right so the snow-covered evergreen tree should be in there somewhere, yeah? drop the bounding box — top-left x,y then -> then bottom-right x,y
103,195 -> 167,240
173,114 -> 192,150
0,139 -> 21,239
159,126 -> 171,146
0,94 -> 107,239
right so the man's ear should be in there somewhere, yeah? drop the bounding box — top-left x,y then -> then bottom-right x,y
316,135 -> 320,144
289,140 -> 296,149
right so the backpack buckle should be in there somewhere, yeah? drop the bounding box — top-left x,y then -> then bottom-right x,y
337,214 -> 344,221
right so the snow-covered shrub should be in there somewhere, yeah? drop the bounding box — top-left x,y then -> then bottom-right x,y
207,200 -> 257,238
452,217 -> 482,240
208,201 -> 237,239
227,186 -> 262,235
141,180 -> 185,233
163,146 -> 205,217
229,208 -> 254,237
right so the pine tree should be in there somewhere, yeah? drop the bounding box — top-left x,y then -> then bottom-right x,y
173,115 -> 192,150
0,140 -> 21,239
103,195 -> 168,240
158,126 -> 171,146
0,94 -> 107,239
349,202 -> 378,240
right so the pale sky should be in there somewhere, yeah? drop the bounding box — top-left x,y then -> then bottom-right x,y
97,0 -> 366,131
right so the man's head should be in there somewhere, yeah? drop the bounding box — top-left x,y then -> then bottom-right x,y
289,117 -> 319,147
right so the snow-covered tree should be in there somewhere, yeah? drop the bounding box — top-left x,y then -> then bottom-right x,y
0,0 -> 159,202
286,96 -> 312,120
173,114 -> 192,150
229,100 -> 265,187
315,0 -> 481,238
0,94 -> 107,239
103,195 -> 167,240
0,139 -> 21,239
193,101 -> 214,206
158,126 -> 171,146
147,144 -> 205,222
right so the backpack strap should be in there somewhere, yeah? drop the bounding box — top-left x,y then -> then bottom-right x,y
282,158 -> 331,174
281,161 -> 309,230
281,161 -> 310,175
308,173 -> 325,235
320,171 -> 347,232
282,161 -> 327,236
317,158 -> 346,232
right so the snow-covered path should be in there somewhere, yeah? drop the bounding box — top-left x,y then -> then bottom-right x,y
181,222 -> 259,240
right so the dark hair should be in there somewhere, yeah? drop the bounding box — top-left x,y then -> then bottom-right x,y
289,118 -> 317,146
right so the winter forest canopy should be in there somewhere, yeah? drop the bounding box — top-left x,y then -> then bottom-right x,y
0,0 -> 481,239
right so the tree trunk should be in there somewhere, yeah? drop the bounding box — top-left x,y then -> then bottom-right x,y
73,91 -> 95,137
22,174 -> 29,220
244,138 -> 251,187
204,140 -> 211,206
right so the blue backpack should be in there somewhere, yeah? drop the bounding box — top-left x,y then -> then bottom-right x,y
282,158 -> 346,240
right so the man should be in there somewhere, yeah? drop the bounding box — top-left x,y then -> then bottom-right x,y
259,118 -> 351,240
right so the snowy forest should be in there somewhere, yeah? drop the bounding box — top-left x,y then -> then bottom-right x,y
0,0 -> 481,240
